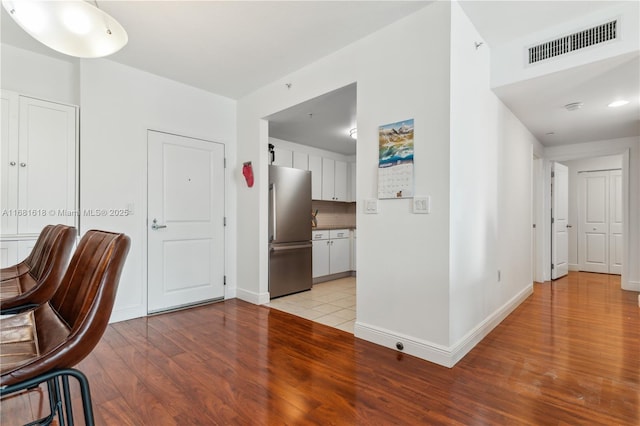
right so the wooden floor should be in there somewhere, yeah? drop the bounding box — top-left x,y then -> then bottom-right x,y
1,272 -> 638,425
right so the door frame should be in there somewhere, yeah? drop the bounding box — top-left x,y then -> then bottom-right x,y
539,148 -> 630,288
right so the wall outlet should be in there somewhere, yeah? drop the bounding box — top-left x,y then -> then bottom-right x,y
413,196 -> 430,214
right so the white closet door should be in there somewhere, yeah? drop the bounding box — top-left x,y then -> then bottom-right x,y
578,171 -> 609,273
18,96 -> 77,234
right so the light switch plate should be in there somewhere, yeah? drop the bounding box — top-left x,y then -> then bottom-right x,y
413,196 -> 430,214
364,199 -> 379,214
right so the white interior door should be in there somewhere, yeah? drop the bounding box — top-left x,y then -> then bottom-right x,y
147,131 -> 225,313
609,170 -> 623,275
551,162 -> 569,279
578,171 -> 609,273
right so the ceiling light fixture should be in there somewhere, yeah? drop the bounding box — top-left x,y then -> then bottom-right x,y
608,100 -> 629,108
349,128 -> 357,140
2,0 -> 128,58
564,102 -> 584,111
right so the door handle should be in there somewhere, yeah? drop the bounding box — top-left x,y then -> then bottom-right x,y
151,218 -> 167,230
271,183 -> 277,241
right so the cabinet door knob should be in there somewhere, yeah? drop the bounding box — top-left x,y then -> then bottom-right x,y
9,161 -> 16,166
20,162 -> 26,167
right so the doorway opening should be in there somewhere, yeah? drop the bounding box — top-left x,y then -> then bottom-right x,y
265,83 -> 358,333
546,153 -> 625,282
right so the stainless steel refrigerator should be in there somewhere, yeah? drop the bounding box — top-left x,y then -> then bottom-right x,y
268,165 -> 312,299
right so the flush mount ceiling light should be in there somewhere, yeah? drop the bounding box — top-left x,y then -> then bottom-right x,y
2,0 -> 128,58
349,128 -> 357,140
608,100 -> 629,108
564,102 -> 584,111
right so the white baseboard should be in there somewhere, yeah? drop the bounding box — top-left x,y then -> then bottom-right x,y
355,284 -> 534,368
448,285 -> 533,366
355,322 -> 453,366
236,288 -> 270,305
109,306 -> 146,323
623,280 -> 640,292
568,263 -> 579,271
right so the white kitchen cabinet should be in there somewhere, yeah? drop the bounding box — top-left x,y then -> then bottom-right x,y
312,229 -> 351,279
309,155 -> 323,200
329,229 -> 350,274
321,158 -> 347,201
334,160 -> 348,201
321,159 -> 335,201
293,151 -> 308,170
312,230 -> 330,278
272,147 -> 293,167
1,90 -> 78,239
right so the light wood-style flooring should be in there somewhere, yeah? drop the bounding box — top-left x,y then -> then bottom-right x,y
1,272 -> 638,425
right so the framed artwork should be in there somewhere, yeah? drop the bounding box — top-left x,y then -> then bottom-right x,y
378,119 -> 414,199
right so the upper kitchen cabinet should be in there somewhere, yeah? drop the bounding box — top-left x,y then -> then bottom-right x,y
322,158 -> 347,201
309,155 -> 323,200
1,90 -> 78,238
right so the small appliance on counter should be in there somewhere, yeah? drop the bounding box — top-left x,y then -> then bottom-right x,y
268,165 -> 312,298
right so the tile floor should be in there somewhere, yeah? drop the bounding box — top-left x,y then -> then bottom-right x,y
266,277 -> 356,333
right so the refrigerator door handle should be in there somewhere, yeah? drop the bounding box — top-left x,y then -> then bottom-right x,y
271,183 -> 277,241
270,242 -> 312,252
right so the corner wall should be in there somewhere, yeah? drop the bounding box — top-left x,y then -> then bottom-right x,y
236,2 -> 454,362
449,1 -> 536,362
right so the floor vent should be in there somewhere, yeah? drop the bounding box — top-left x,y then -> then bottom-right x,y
528,20 -> 617,64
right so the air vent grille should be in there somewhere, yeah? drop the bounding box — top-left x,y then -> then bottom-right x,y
528,20 -> 617,64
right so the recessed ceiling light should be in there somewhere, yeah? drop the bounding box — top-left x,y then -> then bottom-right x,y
564,102 -> 583,111
608,100 -> 629,108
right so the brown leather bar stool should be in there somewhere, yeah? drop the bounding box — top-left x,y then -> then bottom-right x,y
0,230 -> 130,426
1,224 -> 76,313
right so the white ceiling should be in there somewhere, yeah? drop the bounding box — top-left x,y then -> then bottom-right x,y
1,1 -> 638,153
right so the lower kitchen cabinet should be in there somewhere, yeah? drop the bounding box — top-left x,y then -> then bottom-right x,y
312,229 -> 352,279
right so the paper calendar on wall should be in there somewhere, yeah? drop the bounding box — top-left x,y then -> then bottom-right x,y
378,119 -> 414,199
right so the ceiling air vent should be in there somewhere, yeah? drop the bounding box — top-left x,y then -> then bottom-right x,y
528,20 -> 617,64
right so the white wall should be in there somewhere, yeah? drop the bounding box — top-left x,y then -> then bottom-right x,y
237,1 -> 537,367
1,44 -> 79,105
449,1 -> 536,359
545,137 -> 640,292
560,155 -> 623,270
237,2 -> 453,364
80,60 -> 237,321
491,1 -> 639,88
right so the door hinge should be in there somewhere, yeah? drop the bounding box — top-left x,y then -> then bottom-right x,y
551,171 -> 555,178
223,275 -> 226,285
224,158 -> 227,168
223,217 -> 227,226
551,264 -> 555,270
551,217 -> 554,224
